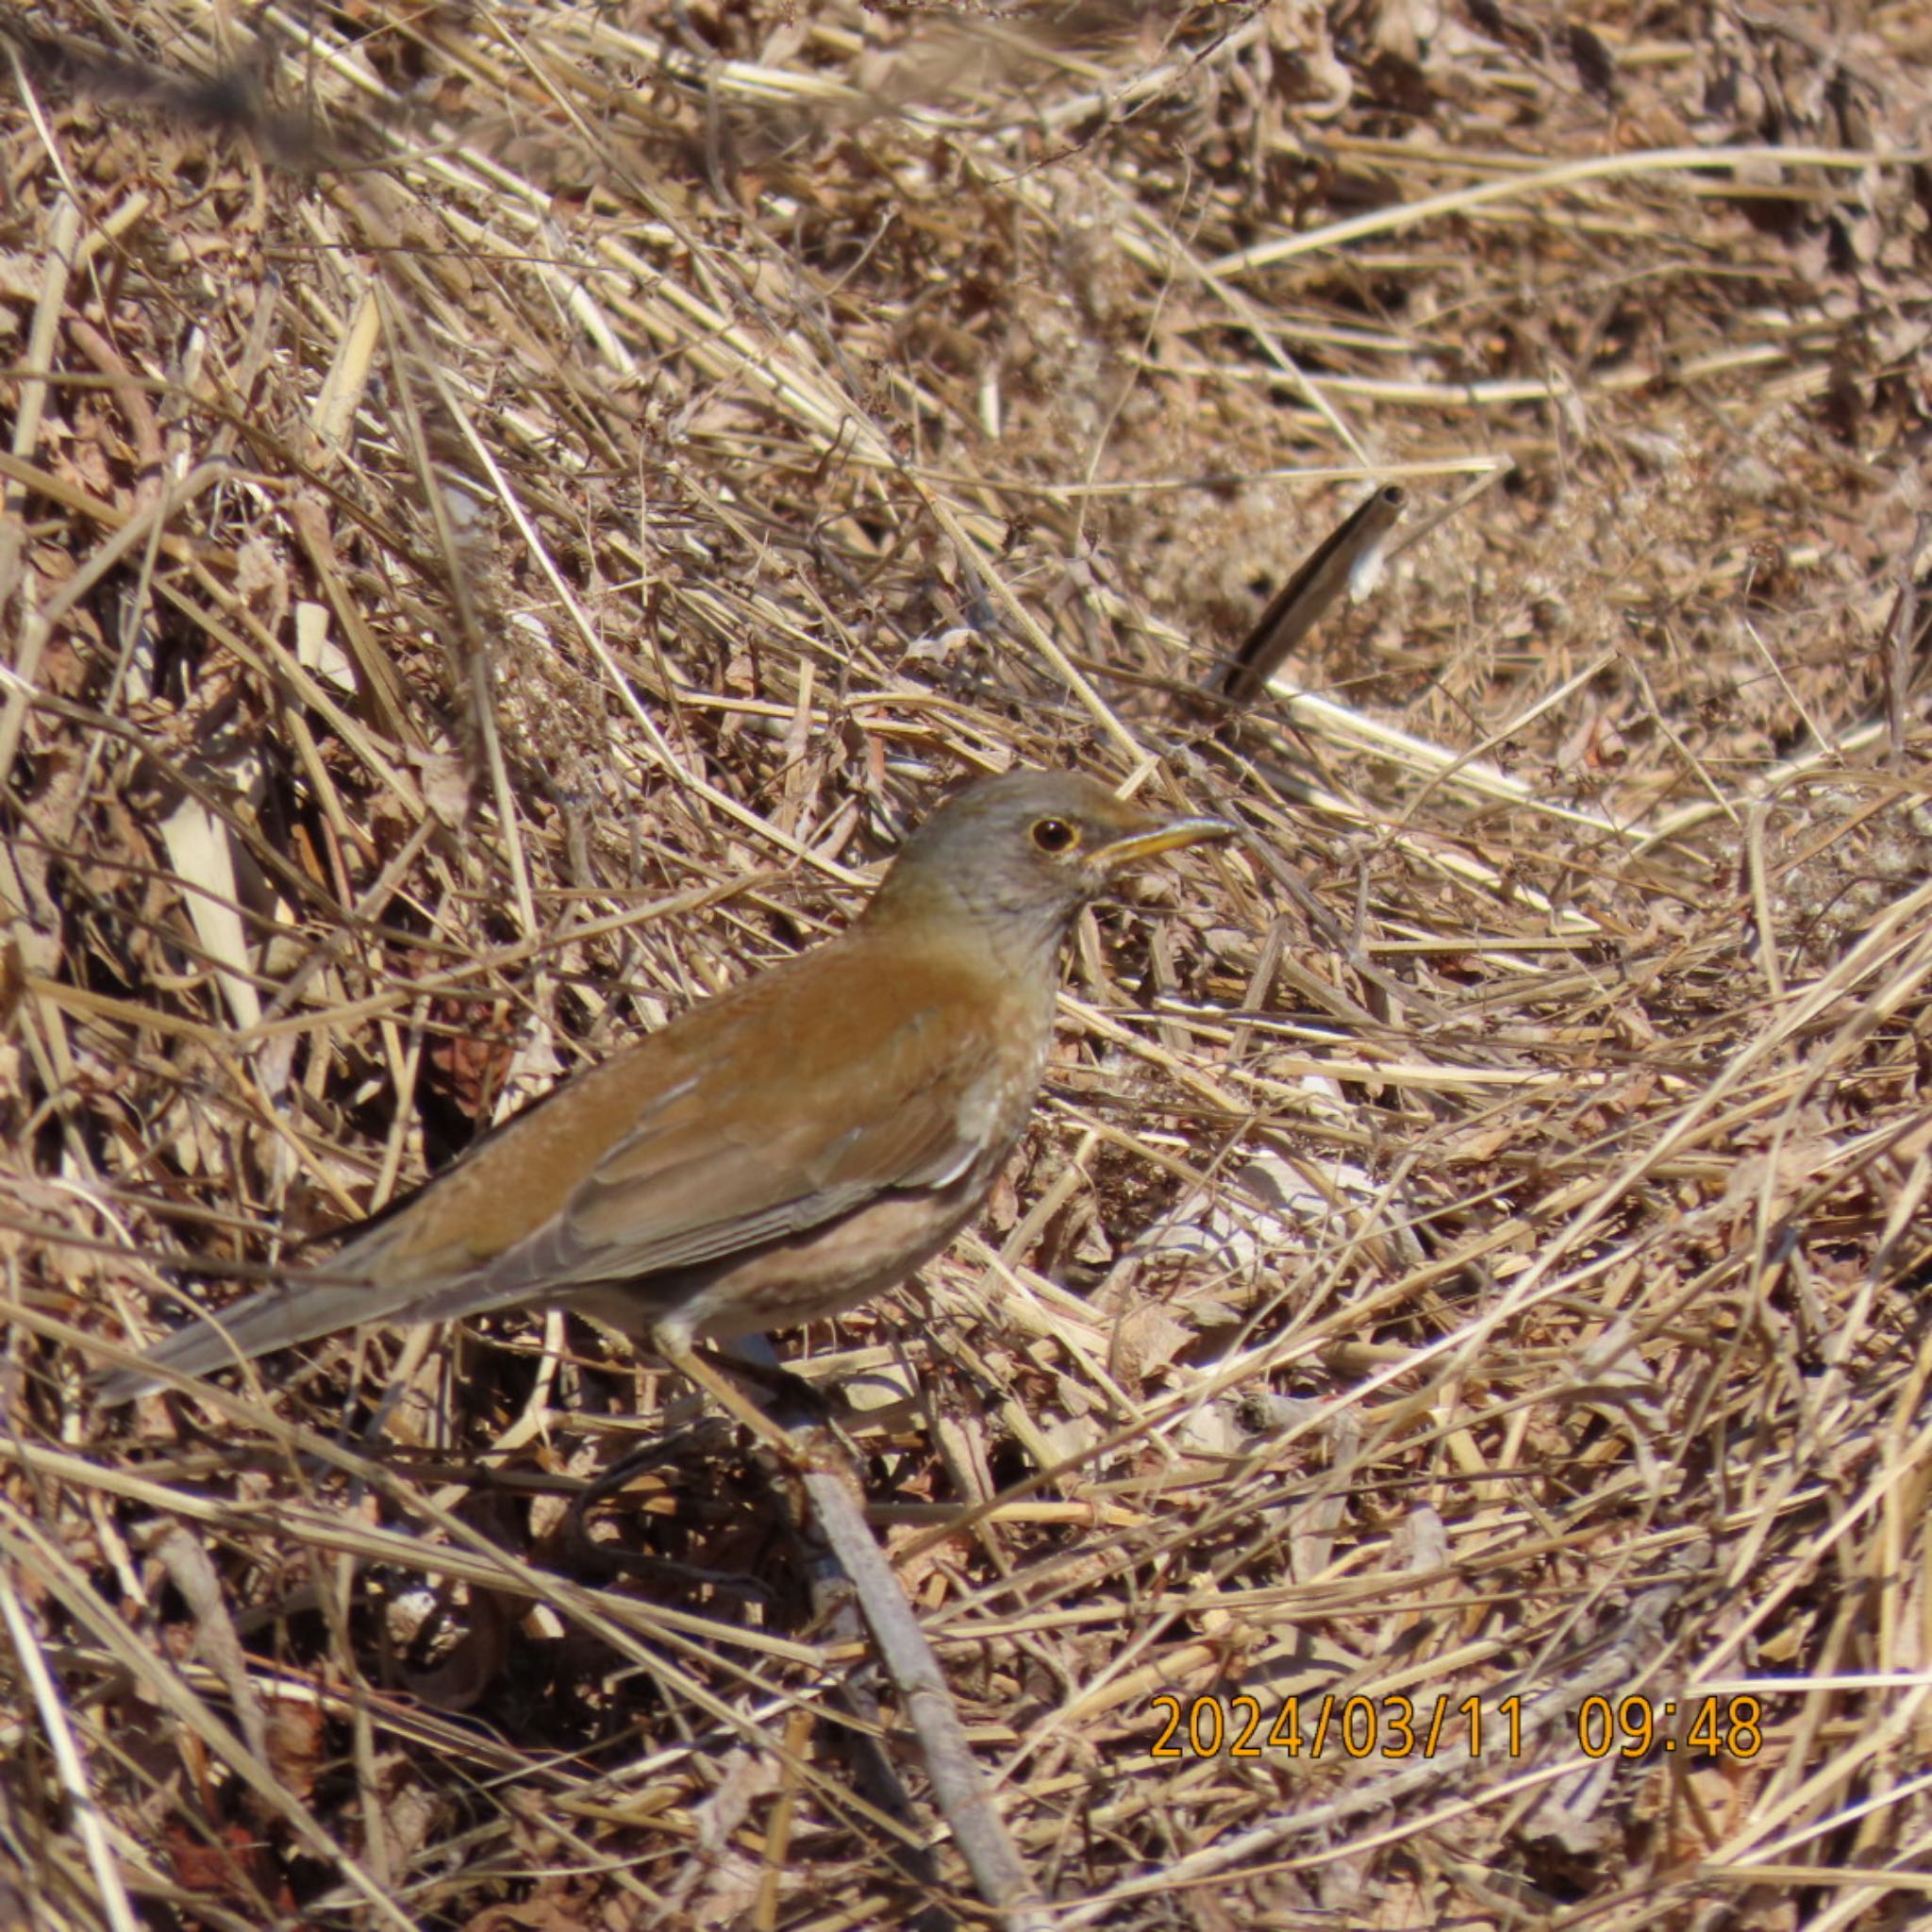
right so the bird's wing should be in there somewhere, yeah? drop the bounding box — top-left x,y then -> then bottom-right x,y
98,938 -> 1032,1397
413,942 -> 1027,1317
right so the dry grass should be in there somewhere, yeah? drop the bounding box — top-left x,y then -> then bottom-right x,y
4,1 -> 1932,1926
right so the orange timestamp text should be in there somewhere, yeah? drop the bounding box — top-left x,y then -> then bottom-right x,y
1149,1692 -> 1524,1760
1575,1694 -> 1764,1759
1147,1691 -> 1769,1760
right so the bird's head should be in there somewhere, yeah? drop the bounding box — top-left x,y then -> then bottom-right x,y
865,770 -> 1237,958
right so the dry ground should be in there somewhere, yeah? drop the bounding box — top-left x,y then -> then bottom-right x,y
2,2 -> 1931,1928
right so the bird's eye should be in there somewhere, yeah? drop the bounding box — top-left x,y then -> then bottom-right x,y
1030,817 -> 1080,855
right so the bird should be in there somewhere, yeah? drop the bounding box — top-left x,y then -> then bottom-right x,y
98,769 -> 1237,1430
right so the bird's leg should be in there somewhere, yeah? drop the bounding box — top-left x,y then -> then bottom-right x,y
709,1335 -> 837,1424
651,1320 -> 812,1457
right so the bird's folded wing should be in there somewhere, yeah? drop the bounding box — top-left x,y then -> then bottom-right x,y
100,944 -> 1024,1392
410,953 -> 1022,1318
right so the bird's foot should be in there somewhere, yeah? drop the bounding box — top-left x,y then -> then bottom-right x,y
654,1330 -> 846,1469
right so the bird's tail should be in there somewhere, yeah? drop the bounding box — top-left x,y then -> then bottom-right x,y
92,1272 -> 424,1406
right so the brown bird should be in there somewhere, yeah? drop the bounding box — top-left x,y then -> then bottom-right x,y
101,770 -> 1235,1426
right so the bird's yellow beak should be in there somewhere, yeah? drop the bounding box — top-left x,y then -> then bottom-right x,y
1092,812 -> 1240,871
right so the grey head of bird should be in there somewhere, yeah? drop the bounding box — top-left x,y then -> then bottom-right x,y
860,769 -> 1237,969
